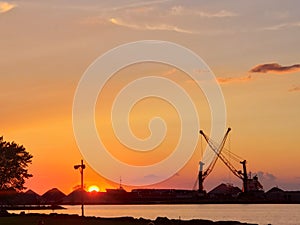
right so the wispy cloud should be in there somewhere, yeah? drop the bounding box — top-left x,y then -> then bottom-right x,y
262,22 -> 300,31
109,18 -> 140,29
288,86 -> 300,92
170,5 -> 238,18
81,3 -> 237,36
125,6 -> 154,14
109,17 -> 198,34
250,63 -> 300,74
110,0 -> 172,11
184,74 -> 253,85
217,74 -> 253,84
0,1 -> 16,13
197,10 -> 238,18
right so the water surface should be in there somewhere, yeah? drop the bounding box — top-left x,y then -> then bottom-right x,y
9,204 -> 300,225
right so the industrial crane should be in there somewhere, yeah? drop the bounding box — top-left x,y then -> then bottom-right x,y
199,129 -> 263,193
196,128 -> 231,193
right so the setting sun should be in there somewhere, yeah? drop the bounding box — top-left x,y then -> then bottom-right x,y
88,185 -> 100,192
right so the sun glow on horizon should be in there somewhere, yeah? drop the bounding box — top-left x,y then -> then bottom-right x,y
88,185 -> 100,192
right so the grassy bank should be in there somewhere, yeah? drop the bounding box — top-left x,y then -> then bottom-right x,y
0,213 -> 257,225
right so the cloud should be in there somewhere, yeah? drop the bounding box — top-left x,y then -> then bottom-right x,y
81,3 -> 236,36
0,1 -> 16,13
217,74 -> 253,84
250,63 -> 300,74
109,17 -> 198,34
183,74 -> 253,86
170,5 -> 238,18
256,171 -> 277,181
109,17 -> 140,29
197,9 -> 238,18
110,0 -> 172,11
161,68 -> 177,77
126,6 -> 154,14
262,22 -> 300,31
255,171 -> 282,190
288,86 -> 300,92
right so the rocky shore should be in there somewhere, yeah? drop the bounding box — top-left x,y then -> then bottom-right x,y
0,212 -> 258,225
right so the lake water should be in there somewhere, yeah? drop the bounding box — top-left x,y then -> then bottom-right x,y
9,204 -> 300,225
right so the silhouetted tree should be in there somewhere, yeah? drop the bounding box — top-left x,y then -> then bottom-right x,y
0,136 -> 33,191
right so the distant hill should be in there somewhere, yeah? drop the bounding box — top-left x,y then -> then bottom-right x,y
62,188 -> 85,204
266,186 -> 284,194
62,188 -> 104,204
41,188 -> 66,204
208,183 -> 241,198
18,189 -> 42,205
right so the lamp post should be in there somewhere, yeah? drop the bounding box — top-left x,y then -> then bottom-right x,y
74,160 -> 85,217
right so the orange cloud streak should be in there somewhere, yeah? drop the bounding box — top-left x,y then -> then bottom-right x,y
0,2 -> 16,13
217,74 -> 253,84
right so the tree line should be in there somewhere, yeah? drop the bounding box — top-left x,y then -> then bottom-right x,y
0,136 -> 33,192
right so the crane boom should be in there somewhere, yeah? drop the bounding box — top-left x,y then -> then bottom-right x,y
197,128 -> 231,192
200,129 -> 243,180
199,129 -> 253,193
200,128 -> 232,179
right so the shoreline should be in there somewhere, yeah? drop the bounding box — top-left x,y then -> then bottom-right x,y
0,212 -> 258,225
1,205 -> 66,210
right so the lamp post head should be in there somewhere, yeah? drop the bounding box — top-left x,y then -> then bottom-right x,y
74,165 -> 81,170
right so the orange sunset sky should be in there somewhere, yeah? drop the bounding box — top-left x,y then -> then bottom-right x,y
1,0 -> 300,195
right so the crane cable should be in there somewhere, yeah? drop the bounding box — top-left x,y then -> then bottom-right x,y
208,137 -> 243,163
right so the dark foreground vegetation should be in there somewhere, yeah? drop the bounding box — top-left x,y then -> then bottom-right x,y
0,212 -> 257,225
